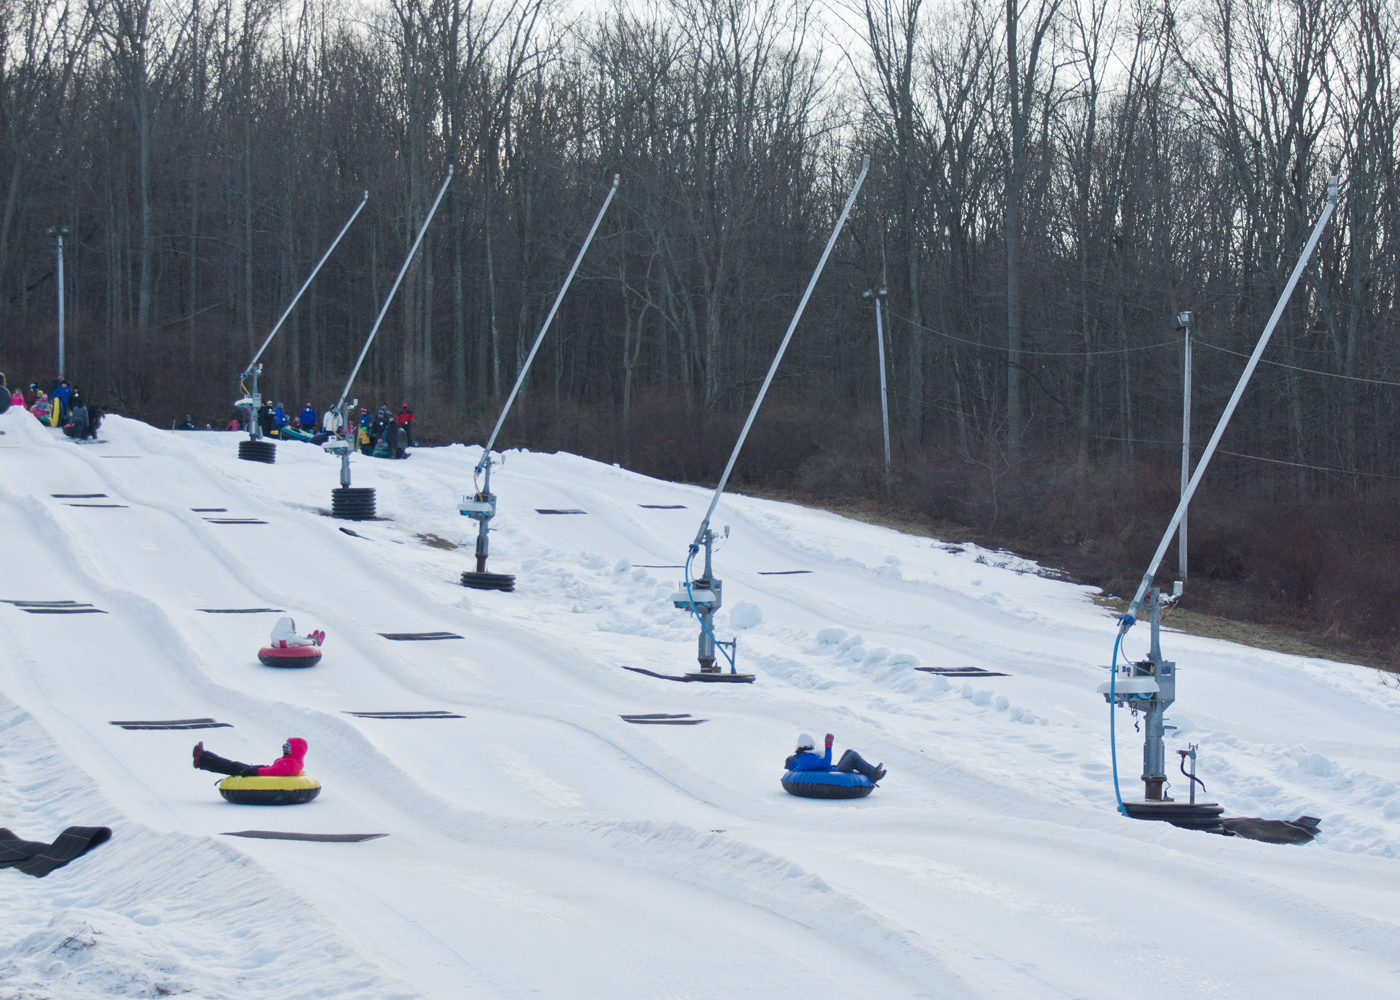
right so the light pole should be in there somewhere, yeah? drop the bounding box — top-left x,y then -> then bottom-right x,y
863,286 -> 891,488
1175,310 -> 1194,580
48,226 -> 69,378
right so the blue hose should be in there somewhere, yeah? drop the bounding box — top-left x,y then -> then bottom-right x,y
1109,631 -> 1128,816
683,547 -> 737,672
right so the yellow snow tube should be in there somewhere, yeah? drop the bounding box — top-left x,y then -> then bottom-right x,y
218,774 -> 321,805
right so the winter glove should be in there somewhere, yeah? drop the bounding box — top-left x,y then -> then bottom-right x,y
824,733 -> 834,749
239,766 -> 263,777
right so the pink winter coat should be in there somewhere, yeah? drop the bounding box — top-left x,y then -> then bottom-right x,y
258,737 -> 308,776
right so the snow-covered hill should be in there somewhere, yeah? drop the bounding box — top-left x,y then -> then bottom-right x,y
1,409 -> 1397,999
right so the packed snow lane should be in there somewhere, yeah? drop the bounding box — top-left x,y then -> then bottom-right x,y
2,408 -> 1398,999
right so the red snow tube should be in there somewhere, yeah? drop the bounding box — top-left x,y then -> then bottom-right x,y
257,645 -> 322,668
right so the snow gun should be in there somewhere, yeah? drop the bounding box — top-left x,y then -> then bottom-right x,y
1101,176 -> 1338,830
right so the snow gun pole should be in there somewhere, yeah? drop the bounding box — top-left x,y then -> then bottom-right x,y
476,174 -> 620,479
240,191 -> 368,439
335,167 -> 452,423
1118,175 -> 1338,635
669,154 -> 868,682
459,174 -> 619,590
691,154 -> 869,550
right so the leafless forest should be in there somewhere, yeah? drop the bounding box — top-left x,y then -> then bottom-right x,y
5,0 -> 1400,660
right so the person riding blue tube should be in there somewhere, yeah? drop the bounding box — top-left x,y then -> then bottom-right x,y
786,733 -> 885,782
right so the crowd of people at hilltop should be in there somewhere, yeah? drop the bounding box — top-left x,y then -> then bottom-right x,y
0,374 -> 103,440
2,371 -> 415,457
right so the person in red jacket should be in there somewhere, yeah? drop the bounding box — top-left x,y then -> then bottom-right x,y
192,738 -> 307,778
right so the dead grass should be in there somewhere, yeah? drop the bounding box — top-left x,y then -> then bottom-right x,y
417,533 -> 458,550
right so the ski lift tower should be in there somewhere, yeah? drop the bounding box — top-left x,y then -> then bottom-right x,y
1100,177 -> 1338,830
460,175 -> 620,592
235,192 -> 368,463
325,169 -> 452,517
667,155 -> 870,682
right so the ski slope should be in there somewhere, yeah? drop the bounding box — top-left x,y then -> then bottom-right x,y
1,408 -> 1398,999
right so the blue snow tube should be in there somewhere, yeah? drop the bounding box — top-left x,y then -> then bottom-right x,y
781,770 -> 875,799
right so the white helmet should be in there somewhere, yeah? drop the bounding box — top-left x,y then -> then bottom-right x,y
796,733 -> 815,751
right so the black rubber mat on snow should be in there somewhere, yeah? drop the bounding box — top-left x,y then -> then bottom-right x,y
8,599 -> 107,614
51,493 -> 107,498
191,508 -> 227,512
223,831 -> 387,843
67,503 -> 128,508
536,509 -> 587,515
918,666 -> 1010,677
639,504 -> 686,509
345,710 -> 464,720
110,717 -> 232,730
758,570 -> 812,575
0,826 -> 111,878
198,608 -> 284,613
1221,815 -> 1321,844
205,517 -> 267,524
377,631 -> 463,641
620,713 -> 707,725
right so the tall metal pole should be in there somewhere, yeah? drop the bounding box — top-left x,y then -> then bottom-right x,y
476,174 -> 620,467
1177,312 -> 1193,580
335,167 -> 452,416
693,154 -> 871,547
876,288 -> 891,488
864,285 -> 892,488
245,191 -> 368,376
1121,177 -> 1338,628
49,227 -> 68,377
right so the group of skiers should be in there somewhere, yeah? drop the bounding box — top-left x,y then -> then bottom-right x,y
349,403 -> 414,458
0,375 -> 102,440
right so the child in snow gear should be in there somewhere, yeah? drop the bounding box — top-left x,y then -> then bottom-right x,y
786,733 -> 885,782
270,616 -> 324,648
193,737 -> 308,777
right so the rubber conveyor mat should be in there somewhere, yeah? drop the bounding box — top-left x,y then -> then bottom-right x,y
2,600 -> 106,614
198,608 -> 285,613
1,826 -> 112,877
110,717 -> 233,730
918,666 -> 1010,677
621,714 -> 707,725
535,509 -> 587,515
223,831 -> 387,843
51,493 -> 107,498
345,711 -> 464,720
377,631 -> 464,641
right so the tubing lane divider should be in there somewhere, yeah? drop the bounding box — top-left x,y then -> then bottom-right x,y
477,175 -> 620,466
335,166 -> 454,416
692,154 -> 870,547
245,191 -> 368,374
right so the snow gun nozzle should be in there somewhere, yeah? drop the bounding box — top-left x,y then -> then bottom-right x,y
1117,613 -> 1136,635
688,543 -> 700,556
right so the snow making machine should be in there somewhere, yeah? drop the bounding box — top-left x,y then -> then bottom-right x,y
325,167 -> 453,519
235,192 -> 367,464
1102,176 -> 1338,830
460,175 -> 620,592
664,155 -> 870,683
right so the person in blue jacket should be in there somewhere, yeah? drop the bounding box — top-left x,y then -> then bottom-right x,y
786,733 -> 885,782
273,403 -> 287,431
299,402 -> 316,429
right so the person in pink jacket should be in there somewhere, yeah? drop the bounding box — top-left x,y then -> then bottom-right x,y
192,738 -> 308,778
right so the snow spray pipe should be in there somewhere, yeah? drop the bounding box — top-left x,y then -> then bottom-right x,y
475,174 -> 619,473
690,154 -> 870,550
334,167 -> 452,419
1116,176 -> 1338,636
243,191 -> 368,376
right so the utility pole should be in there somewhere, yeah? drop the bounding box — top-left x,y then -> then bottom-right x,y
863,287 -> 892,488
48,226 -> 69,377
1175,311 -> 1194,580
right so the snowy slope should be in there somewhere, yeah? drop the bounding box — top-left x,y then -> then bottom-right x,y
1,408 -> 1397,999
